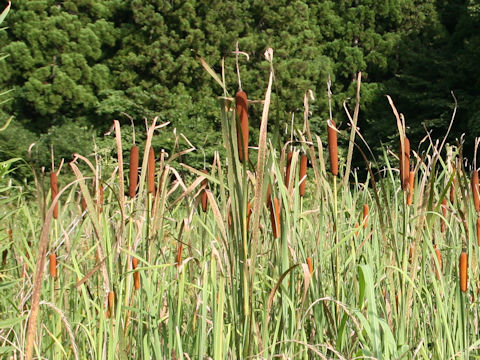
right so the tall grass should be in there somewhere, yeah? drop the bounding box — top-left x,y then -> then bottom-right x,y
1,52 -> 479,360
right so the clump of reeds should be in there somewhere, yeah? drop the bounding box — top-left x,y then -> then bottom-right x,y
236,90 -> 249,162
147,147 -> 155,194
49,253 -> 56,278
459,249 -> 468,292
299,154 -> 307,196
327,119 -> 338,176
399,137 -> 410,190
129,145 -> 139,197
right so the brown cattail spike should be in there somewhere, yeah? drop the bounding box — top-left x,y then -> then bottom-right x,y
269,198 -> 281,238
407,170 -> 414,205
107,291 -> 115,317
246,201 -> 252,231
299,154 -> 308,197
49,253 -> 57,278
433,245 -> 442,280
362,204 -> 369,229
176,244 -> 183,269
459,250 -> 468,292
327,119 -> 338,176
450,177 -> 456,203
201,169 -> 208,212
132,257 -> 140,290
285,152 -> 293,189
400,137 -> 410,190
147,147 -> 155,194
472,170 -> 480,212
306,257 -> 313,275
50,172 -> 58,219
98,184 -> 104,213
129,145 -> 139,197
236,90 -> 249,162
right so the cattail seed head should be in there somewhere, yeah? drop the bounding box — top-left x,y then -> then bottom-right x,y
299,154 -> 308,197
433,245 -> 442,280
285,152 -> 293,189
327,119 -> 338,176
49,253 -> 57,278
176,243 -> 183,269
132,257 -> 140,290
306,257 -> 313,275
147,147 -> 155,194
246,201 -> 252,231
400,137 -> 410,190
407,170 -> 414,205
362,204 -> 369,229
472,170 -> 479,212
107,291 -> 115,317
236,90 -> 249,162
269,198 -> 281,238
50,172 -> 58,219
129,145 -> 139,197
450,177 -> 456,203
201,169 -> 208,212
460,250 -> 468,292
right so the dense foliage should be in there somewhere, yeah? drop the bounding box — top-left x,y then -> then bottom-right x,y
0,0 -> 478,175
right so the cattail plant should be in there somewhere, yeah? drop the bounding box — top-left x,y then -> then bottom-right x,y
299,154 -> 307,196
472,170 -> 479,212
50,171 -> 58,219
236,90 -> 249,162
306,257 -> 313,275
201,169 -> 208,212
399,137 -> 410,190
459,249 -> 468,292
176,243 -> 183,269
269,198 -> 281,239
327,119 -> 338,176
407,170 -> 414,205
441,198 -> 447,233
49,253 -> 57,278
129,145 -> 139,197
450,177 -> 456,203
132,257 -> 140,290
285,152 -> 293,189
362,204 -> 369,229
98,184 -> 104,213
433,245 -> 442,280
107,290 -> 115,318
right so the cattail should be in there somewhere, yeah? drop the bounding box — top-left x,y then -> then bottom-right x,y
472,170 -> 479,212
399,137 -> 410,190
450,177 -> 456,203
132,257 -> 140,290
81,195 -> 87,212
201,169 -> 208,212
147,147 -> 155,194
285,152 -> 293,189
459,250 -> 468,292
50,171 -> 58,219
107,291 -> 115,318
327,119 -> 338,176
306,257 -> 313,275
441,198 -> 447,233
269,198 -> 281,238
176,243 -> 183,268
477,218 -> 480,246
129,145 -> 139,197
98,184 -> 104,213
407,170 -> 414,205
236,90 -> 249,162
299,154 -> 308,196
246,201 -> 252,231
49,253 -> 57,278
354,223 -> 359,237
362,204 -> 369,229
433,245 -> 442,280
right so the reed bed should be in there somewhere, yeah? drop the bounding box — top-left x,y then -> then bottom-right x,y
1,54 -> 479,360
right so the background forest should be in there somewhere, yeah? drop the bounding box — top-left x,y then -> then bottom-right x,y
0,0 -> 479,176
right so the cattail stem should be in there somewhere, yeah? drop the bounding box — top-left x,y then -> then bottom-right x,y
236,90 -> 249,162
299,154 -> 307,196
129,145 -> 139,197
